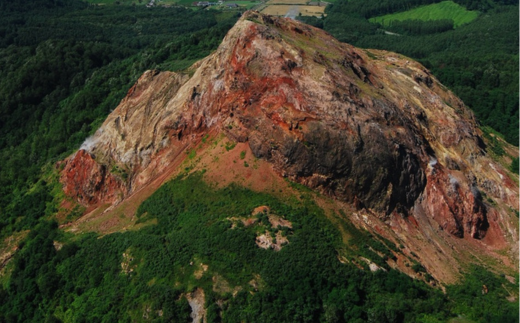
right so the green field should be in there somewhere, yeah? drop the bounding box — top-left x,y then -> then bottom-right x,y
84,0 -> 259,7
232,1 -> 261,9
369,1 -> 479,28
83,0 -> 157,5
84,0 -> 189,5
84,0 -> 131,4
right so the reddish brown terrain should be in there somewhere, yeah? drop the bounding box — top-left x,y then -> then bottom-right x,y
58,11 -> 518,284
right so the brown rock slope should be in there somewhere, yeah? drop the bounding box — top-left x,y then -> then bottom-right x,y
59,11 -> 518,283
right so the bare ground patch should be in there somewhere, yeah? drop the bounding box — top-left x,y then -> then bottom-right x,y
121,249 -> 137,275
256,230 -> 289,251
261,5 -> 326,17
266,0 -> 308,4
192,134 -> 290,195
0,231 -> 28,283
186,288 -> 207,323
268,214 -> 292,229
194,263 -> 209,279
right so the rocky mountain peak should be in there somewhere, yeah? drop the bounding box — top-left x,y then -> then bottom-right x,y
59,11 -> 518,282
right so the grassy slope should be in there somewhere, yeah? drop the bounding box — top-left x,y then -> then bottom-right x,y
369,1 -> 479,27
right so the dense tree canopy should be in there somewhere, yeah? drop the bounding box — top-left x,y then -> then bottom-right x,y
2,173 -> 516,322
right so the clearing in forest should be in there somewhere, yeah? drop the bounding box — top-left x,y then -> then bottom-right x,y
261,4 -> 325,17
266,0 -> 309,5
369,1 -> 479,28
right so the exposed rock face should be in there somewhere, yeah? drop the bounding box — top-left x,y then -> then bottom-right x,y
60,12 -> 518,276
60,149 -> 124,205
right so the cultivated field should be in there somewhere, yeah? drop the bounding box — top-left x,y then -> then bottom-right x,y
261,5 -> 325,17
232,1 -> 262,9
84,0 -> 260,7
84,0 -> 128,3
266,0 -> 308,5
369,0 -> 479,28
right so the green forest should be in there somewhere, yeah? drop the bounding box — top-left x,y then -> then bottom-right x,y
1,173 -> 517,322
0,0 -> 518,321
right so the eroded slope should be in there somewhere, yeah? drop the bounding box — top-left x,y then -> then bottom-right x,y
59,11 -> 519,283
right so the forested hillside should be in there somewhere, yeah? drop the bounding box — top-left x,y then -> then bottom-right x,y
0,1 -> 239,238
1,173 -> 517,322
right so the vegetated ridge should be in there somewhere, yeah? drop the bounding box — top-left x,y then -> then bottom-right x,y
59,11 -> 518,284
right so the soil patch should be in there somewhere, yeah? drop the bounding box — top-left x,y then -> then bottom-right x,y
186,288 -> 206,323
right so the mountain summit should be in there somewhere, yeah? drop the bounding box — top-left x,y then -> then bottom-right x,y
60,11 -> 518,283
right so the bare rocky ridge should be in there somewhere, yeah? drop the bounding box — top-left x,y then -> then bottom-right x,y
59,11 -> 519,282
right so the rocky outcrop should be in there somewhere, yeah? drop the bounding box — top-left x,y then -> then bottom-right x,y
59,70 -> 193,205
60,12 -> 518,266
60,149 -> 124,205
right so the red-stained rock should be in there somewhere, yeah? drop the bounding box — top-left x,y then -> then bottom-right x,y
59,12 -> 518,278
422,164 -> 488,239
60,149 -> 124,206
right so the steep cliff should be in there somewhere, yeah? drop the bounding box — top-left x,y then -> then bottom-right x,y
59,11 -> 518,283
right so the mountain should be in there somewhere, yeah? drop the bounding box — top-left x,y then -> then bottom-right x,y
59,11 -> 518,285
